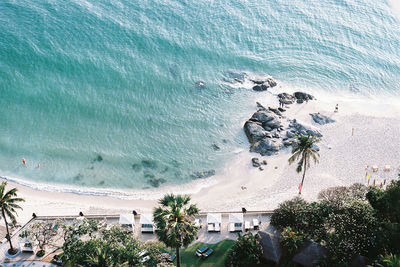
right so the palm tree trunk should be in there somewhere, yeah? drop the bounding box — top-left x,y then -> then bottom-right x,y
176,247 -> 181,267
299,156 -> 307,195
2,209 -> 14,253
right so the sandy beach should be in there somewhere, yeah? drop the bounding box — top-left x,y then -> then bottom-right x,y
2,88 -> 400,225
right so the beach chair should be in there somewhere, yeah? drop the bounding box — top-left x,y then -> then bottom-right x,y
202,248 -> 214,258
229,223 -> 235,232
245,221 -> 251,231
196,246 -> 208,257
207,223 -> 214,232
214,223 -> 221,232
168,253 -> 176,262
252,219 -> 259,230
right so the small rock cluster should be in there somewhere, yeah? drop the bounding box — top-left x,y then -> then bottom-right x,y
310,113 -> 335,125
252,157 -> 267,171
251,77 -> 278,91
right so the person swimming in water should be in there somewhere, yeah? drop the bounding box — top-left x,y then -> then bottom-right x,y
22,158 -> 26,165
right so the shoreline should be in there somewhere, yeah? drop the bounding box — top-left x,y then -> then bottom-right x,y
2,87 -> 400,224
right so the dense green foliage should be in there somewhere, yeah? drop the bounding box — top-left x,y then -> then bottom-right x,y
153,194 -> 199,267
271,183 -> 386,264
62,223 -> 163,267
225,233 -> 263,267
367,180 -> 400,255
0,181 -> 25,254
373,254 -> 400,267
280,227 -> 305,256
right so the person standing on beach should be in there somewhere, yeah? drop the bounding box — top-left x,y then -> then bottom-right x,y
334,104 -> 338,113
305,95 -> 309,103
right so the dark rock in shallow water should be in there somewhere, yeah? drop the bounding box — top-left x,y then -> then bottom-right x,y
252,77 -> 277,91
296,99 -> 304,104
132,163 -> 142,172
252,84 -> 268,91
91,154 -> 103,163
191,170 -> 216,179
262,160 -> 268,165
74,173 -> 84,181
143,171 -> 155,179
252,158 -> 261,167
141,159 -> 157,169
160,166 -> 169,173
212,143 -> 221,151
148,177 -> 166,188
310,113 -> 335,125
259,167 -> 264,171
278,93 -> 295,105
98,180 -> 105,185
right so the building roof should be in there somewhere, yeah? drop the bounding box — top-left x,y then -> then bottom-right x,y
206,213 -> 222,224
119,213 -> 135,225
228,213 -> 243,223
139,213 -> 154,225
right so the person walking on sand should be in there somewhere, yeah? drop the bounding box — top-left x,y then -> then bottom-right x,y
305,95 -> 309,103
334,104 -> 338,113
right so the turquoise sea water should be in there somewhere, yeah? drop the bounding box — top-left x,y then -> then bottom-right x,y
0,0 -> 399,191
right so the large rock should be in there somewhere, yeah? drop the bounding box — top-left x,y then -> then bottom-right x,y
252,84 -> 269,91
262,118 -> 281,130
278,93 -> 295,105
310,113 -> 335,125
252,77 -> 277,91
250,110 -> 276,123
244,121 -> 268,143
289,119 -> 322,137
294,91 -> 314,100
250,138 -> 282,156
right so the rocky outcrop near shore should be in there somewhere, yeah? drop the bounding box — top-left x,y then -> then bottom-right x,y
244,87 -> 328,157
252,77 -> 278,91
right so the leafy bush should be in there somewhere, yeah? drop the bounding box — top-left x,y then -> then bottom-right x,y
325,201 -> 378,263
367,180 -> 400,223
226,233 -> 263,267
374,253 -> 400,267
280,227 -> 305,256
36,249 -> 45,257
318,183 -> 367,208
367,180 -> 400,255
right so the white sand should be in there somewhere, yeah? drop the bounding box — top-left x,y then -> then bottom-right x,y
2,89 -> 400,225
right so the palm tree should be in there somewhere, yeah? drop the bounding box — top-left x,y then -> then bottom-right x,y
0,181 -> 25,254
288,134 -> 320,194
153,194 -> 199,267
